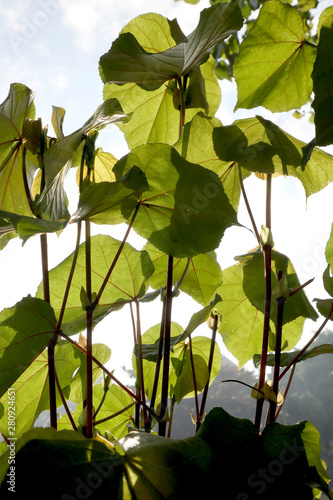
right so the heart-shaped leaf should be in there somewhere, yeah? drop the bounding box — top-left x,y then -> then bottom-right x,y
213,116 -> 333,197
174,112 -> 251,210
102,13 -> 221,149
35,235 -> 154,335
99,3 -> 243,91
236,248 -> 318,326
114,143 -> 238,258
0,296 -> 57,398
0,84 -> 35,219
0,341 -> 80,438
145,241 -> 222,306
72,166 -> 148,225
234,0 -> 317,112
0,428 -> 124,498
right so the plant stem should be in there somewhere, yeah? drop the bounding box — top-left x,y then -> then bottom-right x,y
135,299 -> 149,430
149,305 -> 165,430
93,203 -> 140,306
57,221 -> 82,331
197,313 -> 218,431
254,174 -> 272,433
158,255 -> 174,437
275,363 -> 296,421
188,335 -> 200,426
59,332 -> 162,422
55,370 -> 77,431
267,270 -> 285,424
85,220 -> 94,438
239,165 -> 260,245
40,233 -> 58,430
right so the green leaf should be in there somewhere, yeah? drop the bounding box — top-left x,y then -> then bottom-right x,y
215,264 -> 267,368
99,3 -> 243,91
103,13 -> 221,149
174,112 -> 251,210
0,296 -> 56,398
0,210 -> 67,244
236,248 -> 318,326
0,428 -> 124,498
197,407 -> 331,498
234,0 -> 317,112
213,116 -> 333,197
312,7 -> 333,146
173,294 -> 222,347
0,341 -> 80,438
65,343 -> 111,404
92,384 -> 134,439
72,166 -> 148,224
172,336 -> 221,401
114,143 -> 238,258
34,98 -> 129,221
120,431 -> 211,498
253,343 -> 333,368
325,222 -> 333,268
51,105 -> 65,139
145,242 -> 222,306
36,235 -> 154,335
323,264 -> 333,298
313,298 -> 333,320
0,83 -> 36,217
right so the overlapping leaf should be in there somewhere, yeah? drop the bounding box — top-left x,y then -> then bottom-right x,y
114,143 -> 238,258
0,341 -> 80,438
145,241 -> 222,306
213,116 -> 333,197
72,166 -> 148,225
235,248 -> 318,326
0,296 -> 57,398
120,431 -> 211,498
196,408 -> 331,498
174,112 -> 251,210
99,3 -> 243,91
234,0 -> 317,112
34,98 -> 129,221
0,83 -> 35,219
102,13 -> 221,149
0,428 -> 124,498
312,7 -> 333,146
0,210 -> 68,245
215,263 -> 266,368
253,343 -> 333,368
35,235 -> 154,335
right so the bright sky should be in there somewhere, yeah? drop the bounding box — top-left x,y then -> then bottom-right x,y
1,0 -> 333,380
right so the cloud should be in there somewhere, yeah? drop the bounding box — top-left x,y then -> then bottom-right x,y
59,0 -> 206,53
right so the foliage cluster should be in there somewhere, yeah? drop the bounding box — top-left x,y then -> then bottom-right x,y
0,0 -> 333,498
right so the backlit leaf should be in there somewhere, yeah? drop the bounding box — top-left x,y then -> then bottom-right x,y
0,296 -> 56,398
36,235 -> 154,335
114,143 -> 238,258
99,3 -> 243,91
145,241 -> 223,306
213,116 -> 333,197
215,263 -> 266,368
174,112 -> 251,210
0,83 -> 35,217
312,7 -> 333,146
0,341 -> 80,438
234,0 -> 316,112
72,166 -> 148,225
